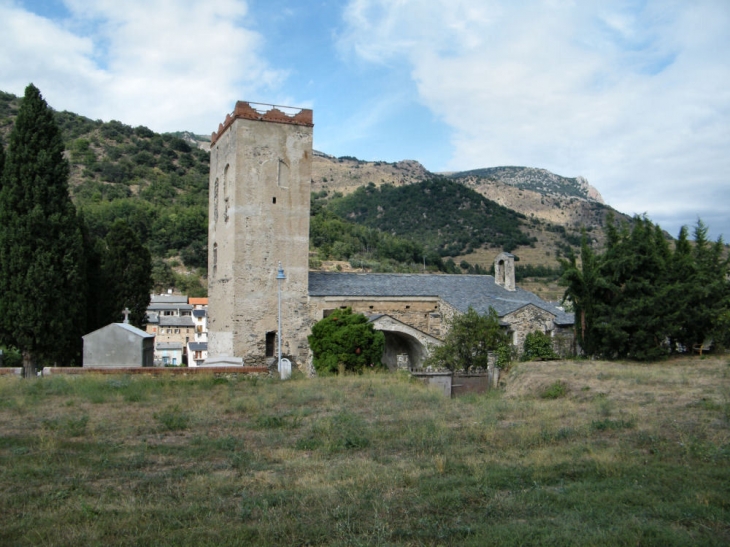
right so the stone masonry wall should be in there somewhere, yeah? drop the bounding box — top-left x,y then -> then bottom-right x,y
307,296 -> 444,340
502,304 -> 556,354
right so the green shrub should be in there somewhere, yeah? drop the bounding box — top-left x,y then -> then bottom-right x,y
495,343 -> 514,370
308,308 -> 385,374
1,347 -> 21,367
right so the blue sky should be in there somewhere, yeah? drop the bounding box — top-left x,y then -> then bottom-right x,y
1,0 -> 728,240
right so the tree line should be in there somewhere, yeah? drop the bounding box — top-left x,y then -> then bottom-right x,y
0,85 -> 152,375
561,214 -> 729,360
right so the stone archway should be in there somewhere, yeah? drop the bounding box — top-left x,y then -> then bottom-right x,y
368,315 -> 441,371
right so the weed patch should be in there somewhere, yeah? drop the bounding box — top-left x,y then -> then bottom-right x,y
540,380 -> 568,399
154,406 -> 190,431
41,414 -> 89,437
255,412 -> 302,429
591,417 -> 636,431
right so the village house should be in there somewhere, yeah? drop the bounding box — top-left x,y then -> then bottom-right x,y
188,297 -> 209,366
146,294 -> 207,366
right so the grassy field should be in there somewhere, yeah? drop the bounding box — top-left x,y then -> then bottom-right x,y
1,357 -> 729,546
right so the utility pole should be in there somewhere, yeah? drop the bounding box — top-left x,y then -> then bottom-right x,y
276,262 -> 286,374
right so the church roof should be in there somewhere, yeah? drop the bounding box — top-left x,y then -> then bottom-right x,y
308,272 -> 574,325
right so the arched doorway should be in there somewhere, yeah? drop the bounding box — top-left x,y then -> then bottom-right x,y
380,330 -> 429,370
368,314 -> 441,371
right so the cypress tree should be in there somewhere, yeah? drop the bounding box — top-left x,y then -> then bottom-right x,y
0,84 -> 87,375
101,219 -> 152,328
667,225 -> 696,351
593,216 -> 672,360
690,220 -> 728,349
79,210 -> 107,333
563,215 -> 676,361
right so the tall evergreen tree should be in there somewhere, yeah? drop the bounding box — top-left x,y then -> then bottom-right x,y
79,210 -> 107,333
689,220 -> 728,348
562,215 -> 728,360
667,225 -> 696,351
101,219 -> 152,328
594,216 -> 672,360
562,215 -> 676,360
0,84 -> 87,375
559,231 -> 602,355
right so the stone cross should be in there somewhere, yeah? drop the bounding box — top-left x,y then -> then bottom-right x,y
122,307 -> 131,324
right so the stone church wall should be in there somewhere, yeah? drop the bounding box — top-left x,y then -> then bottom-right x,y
502,304 -> 556,354
308,296 -> 444,340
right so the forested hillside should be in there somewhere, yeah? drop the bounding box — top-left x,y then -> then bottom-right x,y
327,178 -> 533,256
1,90 -> 209,294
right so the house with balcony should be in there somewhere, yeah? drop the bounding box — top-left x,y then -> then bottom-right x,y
146,294 -> 209,366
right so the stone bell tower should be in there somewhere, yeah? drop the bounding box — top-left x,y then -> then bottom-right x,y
494,252 -> 516,291
207,101 -> 313,366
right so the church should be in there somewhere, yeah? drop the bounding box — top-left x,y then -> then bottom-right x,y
206,101 -> 574,371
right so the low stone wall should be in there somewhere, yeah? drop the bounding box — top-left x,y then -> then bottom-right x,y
0,368 -> 22,376
42,366 -> 269,376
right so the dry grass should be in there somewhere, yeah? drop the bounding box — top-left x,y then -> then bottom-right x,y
1,358 -> 729,546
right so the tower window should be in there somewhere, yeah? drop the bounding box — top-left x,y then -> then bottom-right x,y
223,164 -> 229,198
213,178 -> 219,223
265,331 -> 276,357
278,159 -> 290,188
273,197 -> 276,204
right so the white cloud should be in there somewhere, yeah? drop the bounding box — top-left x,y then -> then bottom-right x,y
0,2 -> 109,106
0,0 -> 282,133
340,0 -> 730,237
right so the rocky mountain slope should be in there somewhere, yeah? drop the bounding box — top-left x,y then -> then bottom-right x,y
311,154 -> 617,232
449,166 -> 604,202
